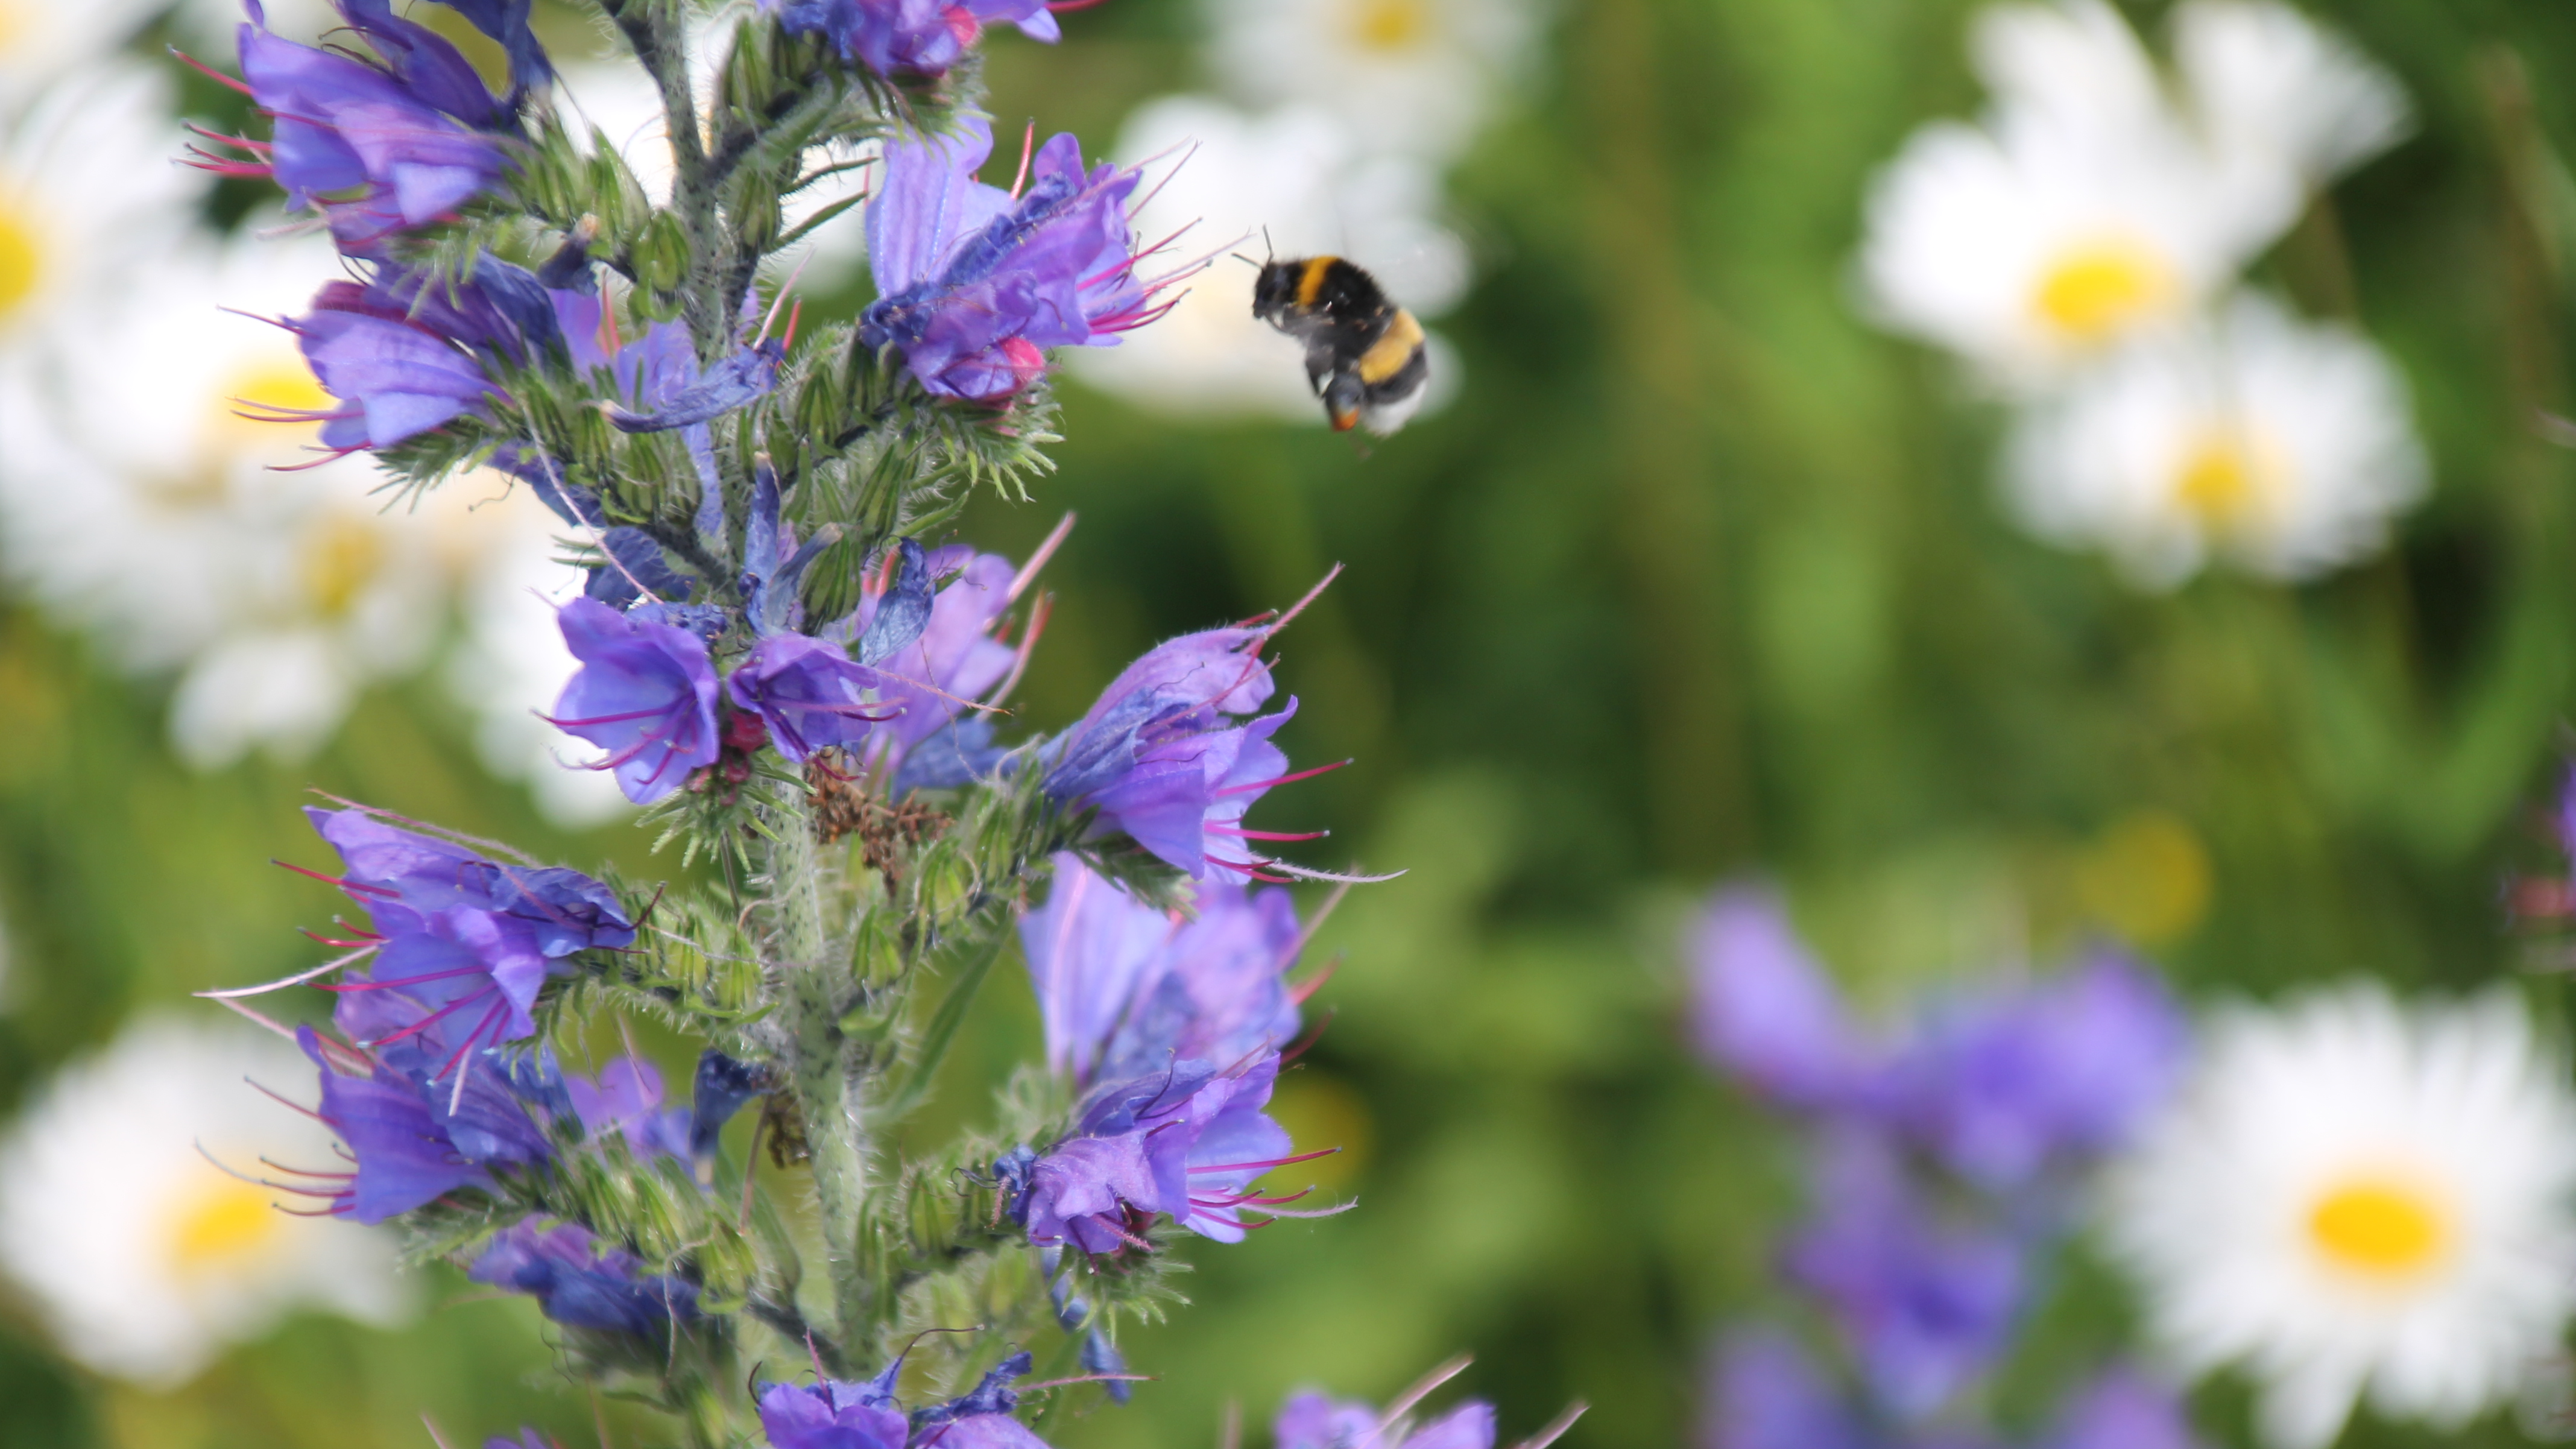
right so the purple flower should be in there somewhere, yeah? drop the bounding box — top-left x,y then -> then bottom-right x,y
758,1365 -> 909,1449
1700,1331 -> 1874,1449
566,1055 -> 695,1163
1782,1131 -> 2025,1422
861,116 -> 1168,400
469,1220 -> 702,1337
285,1005 -> 556,1223
271,281 -> 500,452
1275,1394 -> 1385,1449
1274,1391 -> 1506,1449
1881,953 -> 2188,1192
727,634 -> 901,764
199,0 -> 525,250
1011,1050 -> 1302,1251
546,597 -> 723,803
1687,885 -> 1872,1110
303,804 -> 634,958
765,0 -> 1059,80
1041,628 -> 1312,880
1020,853 -> 1303,1085
840,543 -> 1024,760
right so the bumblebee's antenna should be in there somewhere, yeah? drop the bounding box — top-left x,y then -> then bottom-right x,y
1263,226 -> 1274,262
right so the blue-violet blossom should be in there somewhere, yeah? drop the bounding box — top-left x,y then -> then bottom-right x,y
764,0 -> 1058,80
548,598 -> 724,803
1009,1049 -> 1309,1251
862,115 -> 1176,401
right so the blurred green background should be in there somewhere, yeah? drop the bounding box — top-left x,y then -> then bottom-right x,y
10,0 -> 2576,1445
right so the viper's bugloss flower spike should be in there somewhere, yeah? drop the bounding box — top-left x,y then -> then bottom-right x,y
1783,1128 -> 2024,1421
546,598 -> 723,804
467,1221 -> 702,1336
763,0 -> 1060,80
1021,853 -> 1302,1086
210,0 -> 523,251
862,115 -> 1175,401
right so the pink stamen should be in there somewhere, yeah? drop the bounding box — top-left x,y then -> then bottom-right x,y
362,985 -> 494,1049
1288,954 -> 1342,1006
1189,1146 -> 1340,1175
274,859 -> 399,897
171,48 -> 256,93
1214,759 -> 1351,798
1006,512 -> 1078,603
1009,119 -> 1037,199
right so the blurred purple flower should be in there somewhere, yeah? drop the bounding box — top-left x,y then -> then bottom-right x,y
1275,1394 -> 1386,1449
1011,1049 -> 1305,1251
1883,953 -> 2188,1191
1701,1331 -> 1875,1449
566,1055 -> 695,1163
861,116 -> 1172,400
1784,1131 -> 2025,1422
764,0 -> 1058,78
469,1220 -> 702,1337
1042,627 -> 1318,880
1020,853 -> 1304,1085
2044,1371 -> 2202,1449
546,597 -> 722,803
1688,885 -> 1872,1110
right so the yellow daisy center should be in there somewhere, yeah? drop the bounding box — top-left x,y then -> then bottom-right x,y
2308,1177 -> 2449,1279
2171,429 -> 2284,533
166,1175 -> 286,1274
300,513 -> 387,618
2030,238 -> 2177,346
0,197 -> 47,326
1346,0 -> 1430,53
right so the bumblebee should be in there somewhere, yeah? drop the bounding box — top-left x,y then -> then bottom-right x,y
1252,255 -> 1430,435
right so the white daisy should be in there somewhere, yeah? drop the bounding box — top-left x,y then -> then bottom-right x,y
0,1011 -> 411,1386
1202,0 -> 1542,163
0,60 -> 204,351
2001,290 -> 2423,585
0,0 -> 162,115
0,225 -> 517,765
1856,0 -> 2404,388
2101,983 -> 2576,1449
1063,93 -> 1465,423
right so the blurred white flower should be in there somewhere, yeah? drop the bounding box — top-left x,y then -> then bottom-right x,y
2101,983 -> 2576,1449
2002,291 -> 2423,585
0,61 -> 203,352
0,226 -> 523,765
1064,94 -> 1465,423
1858,0 -> 2405,387
0,1011 -> 412,1386
2171,0 -> 2411,232
447,511 -> 638,829
0,0 -> 162,114
1204,0 -> 1542,163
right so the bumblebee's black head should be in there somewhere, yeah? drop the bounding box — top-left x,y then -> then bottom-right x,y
1251,257 -> 1319,324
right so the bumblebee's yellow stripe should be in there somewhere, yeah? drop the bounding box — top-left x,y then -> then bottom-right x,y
1296,257 -> 1339,308
1356,309 -> 1425,385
